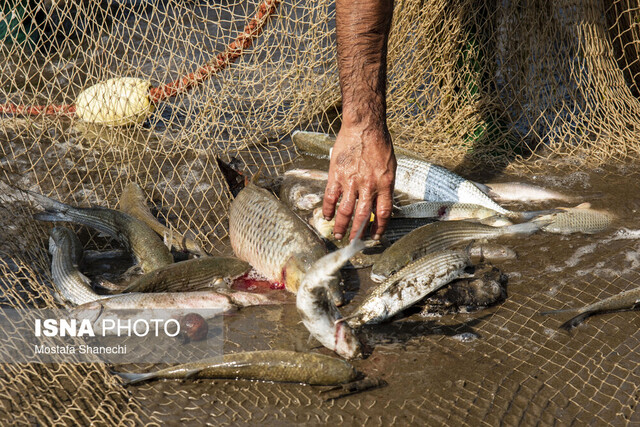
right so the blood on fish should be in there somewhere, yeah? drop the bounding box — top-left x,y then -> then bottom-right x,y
437,206 -> 448,218
231,273 -> 283,293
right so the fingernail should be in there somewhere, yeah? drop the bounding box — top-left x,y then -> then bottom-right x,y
373,234 -> 381,240
334,233 -> 343,240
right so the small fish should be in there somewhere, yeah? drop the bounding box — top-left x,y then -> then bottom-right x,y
476,182 -> 577,203
346,250 -> 471,328
309,207 -> 433,248
533,203 -> 614,234
393,201 -> 513,226
394,156 -> 510,213
27,190 -> 173,273
119,182 -> 207,256
114,350 -> 358,385
541,287 -> 640,330
229,182 -> 333,300
48,226 -> 105,306
291,131 -> 511,214
122,256 -> 251,293
296,227 -> 366,359
371,220 -> 540,283
71,289 -> 288,333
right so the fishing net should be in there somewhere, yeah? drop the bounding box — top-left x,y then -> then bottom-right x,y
2,0 -> 640,424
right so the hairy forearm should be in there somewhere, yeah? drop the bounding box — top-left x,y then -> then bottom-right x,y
336,0 -> 394,129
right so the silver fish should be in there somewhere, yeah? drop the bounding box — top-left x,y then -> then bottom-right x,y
393,201 -> 513,226
115,350 -> 358,385
119,182 -> 207,256
309,207 -> 434,248
347,250 -> 471,328
394,156 -> 510,213
476,181 -> 578,203
122,256 -> 251,293
48,226 -> 105,306
371,220 -> 540,283
28,190 -> 173,273
71,289 -> 288,334
291,131 -> 511,213
229,183 -> 335,300
541,287 -> 640,330
297,231 -> 365,359
533,203 -> 614,234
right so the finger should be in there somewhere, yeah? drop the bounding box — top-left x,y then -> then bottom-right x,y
349,189 -> 374,241
322,180 -> 342,221
333,186 -> 357,240
372,188 -> 393,240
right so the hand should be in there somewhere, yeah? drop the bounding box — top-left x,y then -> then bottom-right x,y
322,124 -> 396,241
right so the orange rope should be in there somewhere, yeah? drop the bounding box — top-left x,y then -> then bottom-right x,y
0,0 -> 280,119
149,0 -> 280,103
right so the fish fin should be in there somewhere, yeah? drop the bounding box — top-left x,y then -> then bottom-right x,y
558,313 -> 591,331
336,313 -> 360,326
112,371 -> 158,385
503,221 -> 544,235
515,209 -> 563,221
575,202 -> 592,209
540,307 -> 588,331
473,181 -> 492,196
216,157 -> 246,198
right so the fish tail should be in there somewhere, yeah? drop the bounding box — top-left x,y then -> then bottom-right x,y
540,307 -> 589,330
335,222 -> 368,264
539,307 -> 577,316
503,221 -> 543,235
216,157 -> 247,198
113,370 -> 158,385
472,181 -> 491,196
559,313 -> 591,331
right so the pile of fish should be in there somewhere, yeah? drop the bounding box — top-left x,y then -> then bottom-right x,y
26,130 -> 624,388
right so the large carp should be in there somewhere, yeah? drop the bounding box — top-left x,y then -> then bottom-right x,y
229,182 -> 336,300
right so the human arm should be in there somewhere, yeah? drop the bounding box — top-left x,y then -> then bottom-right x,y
322,0 -> 396,241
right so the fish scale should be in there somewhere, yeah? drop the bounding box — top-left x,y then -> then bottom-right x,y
229,183 -> 328,295
49,226 -> 106,306
122,256 -> 251,293
347,250 -> 471,328
371,220 -> 540,282
395,156 -> 510,214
